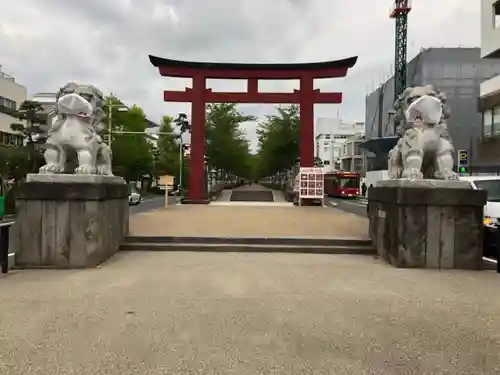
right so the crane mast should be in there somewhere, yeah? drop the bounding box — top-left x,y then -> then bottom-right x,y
390,0 -> 412,101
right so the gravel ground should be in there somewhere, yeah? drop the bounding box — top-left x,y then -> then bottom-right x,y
1,251 -> 499,374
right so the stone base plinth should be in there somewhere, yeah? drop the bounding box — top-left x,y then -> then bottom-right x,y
11,174 -> 129,269
367,179 -> 487,270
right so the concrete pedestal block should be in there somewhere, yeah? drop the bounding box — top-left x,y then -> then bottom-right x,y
10,174 -> 129,269
367,179 -> 487,270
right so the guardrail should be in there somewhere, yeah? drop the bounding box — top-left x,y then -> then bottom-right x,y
0,221 -> 14,274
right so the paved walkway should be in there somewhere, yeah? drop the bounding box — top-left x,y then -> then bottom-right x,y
216,184 -> 288,203
130,204 -> 368,238
1,252 -> 499,374
131,184 -> 362,237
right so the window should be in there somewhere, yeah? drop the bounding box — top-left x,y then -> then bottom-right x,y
494,107 -> 500,135
484,108 -> 493,136
442,63 -> 459,78
354,159 -> 363,171
430,63 -> 443,78
323,160 -> 330,165
324,141 -> 329,146
0,96 -> 16,109
494,1 -> 500,28
437,79 -> 459,87
324,147 -> 329,152
0,131 -> 23,147
459,87 -> 475,98
324,135 -> 331,140
355,142 -> 362,155
459,63 -> 477,79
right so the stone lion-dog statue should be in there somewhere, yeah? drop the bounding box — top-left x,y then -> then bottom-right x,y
388,84 -> 457,180
39,82 -> 113,175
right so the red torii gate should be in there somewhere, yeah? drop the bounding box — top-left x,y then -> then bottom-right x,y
149,55 -> 358,204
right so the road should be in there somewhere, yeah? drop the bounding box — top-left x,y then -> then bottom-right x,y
129,195 -> 179,215
327,197 -> 367,217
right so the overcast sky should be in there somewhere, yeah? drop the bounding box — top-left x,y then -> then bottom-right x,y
1,0 -> 480,150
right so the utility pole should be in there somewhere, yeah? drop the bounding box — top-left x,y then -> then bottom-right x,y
106,97 -> 128,147
108,103 -> 112,147
179,136 -> 184,189
174,113 -> 191,189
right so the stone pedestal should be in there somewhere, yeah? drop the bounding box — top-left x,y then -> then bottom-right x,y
11,174 -> 129,269
367,179 -> 487,270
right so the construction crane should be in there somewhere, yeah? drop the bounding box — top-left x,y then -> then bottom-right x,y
390,0 -> 412,102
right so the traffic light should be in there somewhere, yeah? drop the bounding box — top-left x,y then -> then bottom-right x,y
457,150 -> 468,174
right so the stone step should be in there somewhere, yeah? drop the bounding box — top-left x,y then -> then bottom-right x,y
123,236 -> 372,247
119,242 -> 376,255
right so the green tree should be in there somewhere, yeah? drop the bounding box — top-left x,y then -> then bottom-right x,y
10,100 -> 45,146
154,115 -> 180,178
255,105 -> 300,178
10,100 -> 46,173
0,146 -> 33,180
205,103 -> 255,179
110,104 -> 154,181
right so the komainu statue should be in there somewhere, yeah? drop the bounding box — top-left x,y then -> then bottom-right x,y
39,82 -> 113,175
388,85 -> 457,180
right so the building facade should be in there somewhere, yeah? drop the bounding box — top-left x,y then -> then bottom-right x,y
477,0 -> 500,168
314,118 -> 364,172
364,47 -> 500,171
339,133 -> 365,173
0,67 -> 27,147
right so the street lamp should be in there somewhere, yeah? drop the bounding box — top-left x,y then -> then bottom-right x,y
107,100 -> 128,147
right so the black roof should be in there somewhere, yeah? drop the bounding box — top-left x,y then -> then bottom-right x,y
149,55 -> 358,71
359,137 -> 399,155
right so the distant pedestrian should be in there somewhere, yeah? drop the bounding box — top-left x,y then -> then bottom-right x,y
361,182 -> 367,197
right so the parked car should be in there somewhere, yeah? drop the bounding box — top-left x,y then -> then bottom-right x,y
459,176 -> 500,227
128,184 -> 141,205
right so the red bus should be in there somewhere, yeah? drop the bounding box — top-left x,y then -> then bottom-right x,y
324,171 -> 361,198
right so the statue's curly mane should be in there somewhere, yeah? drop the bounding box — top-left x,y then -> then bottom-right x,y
391,85 -> 449,137
54,83 -> 105,132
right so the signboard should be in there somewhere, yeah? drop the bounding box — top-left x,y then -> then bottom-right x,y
158,175 -> 174,185
298,167 -> 324,199
457,150 -> 468,174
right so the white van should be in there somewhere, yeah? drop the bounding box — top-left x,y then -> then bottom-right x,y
460,175 -> 500,226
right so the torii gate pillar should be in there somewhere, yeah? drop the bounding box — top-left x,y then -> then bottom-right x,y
299,76 -> 315,167
189,74 -> 207,204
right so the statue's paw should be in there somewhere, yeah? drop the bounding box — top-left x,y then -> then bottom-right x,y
39,164 -> 63,174
402,169 -> 423,180
39,165 -> 50,173
442,171 -> 458,180
96,165 -> 111,175
75,164 -> 96,175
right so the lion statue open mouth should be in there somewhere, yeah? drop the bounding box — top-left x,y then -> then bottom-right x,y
388,84 -> 457,180
39,82 -> 113,175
